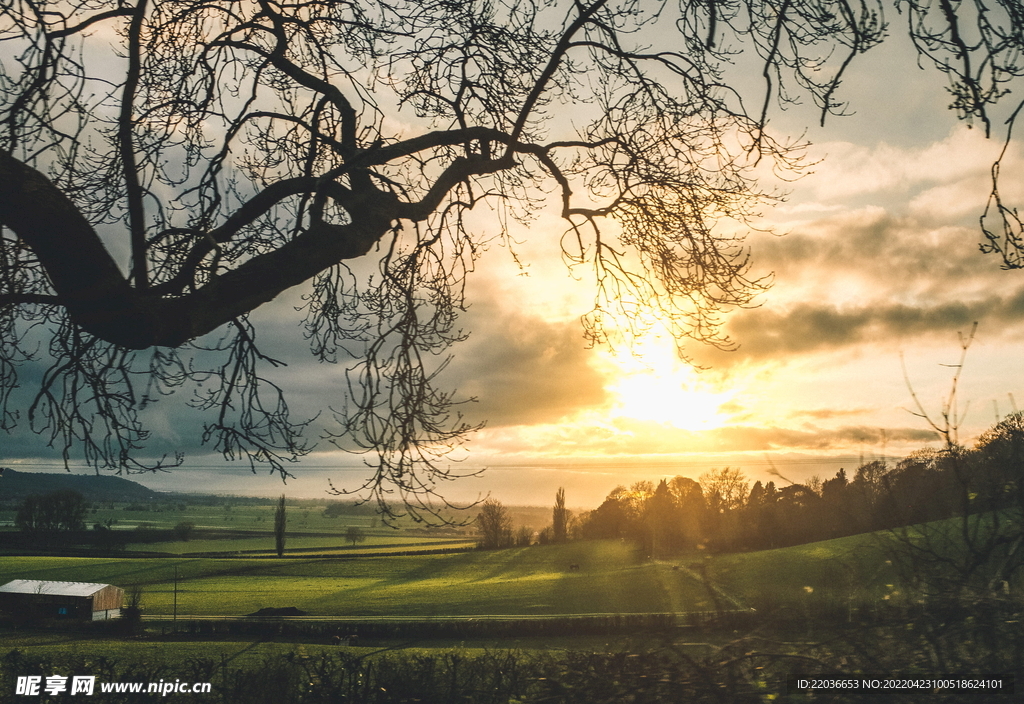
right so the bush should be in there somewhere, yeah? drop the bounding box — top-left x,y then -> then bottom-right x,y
172,521 -> 196,541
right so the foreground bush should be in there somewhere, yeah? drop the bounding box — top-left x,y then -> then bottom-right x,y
2,626 -> 1019,704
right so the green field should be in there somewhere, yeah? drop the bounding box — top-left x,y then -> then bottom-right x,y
3,517 -> 1016,704
121,535 -> 475,555
1,499 -> 479,560
0,533 -> 896,619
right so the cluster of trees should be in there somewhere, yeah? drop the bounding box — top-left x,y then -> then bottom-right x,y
579,467 -> 869,553
172,521 -> 195,541
476,499 -> 516,550
476,489 -> 578,549
561,412 -> 1024,556
14,489 -> 87,533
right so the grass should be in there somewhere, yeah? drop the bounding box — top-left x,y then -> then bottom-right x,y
2,501 -> 473,536
0,629 -> 678,666
123,535 -> 474,555
4,517 -> 1018,703
0,532 -> 907,621
0,541 -> 725,617
706,531 -> 900,614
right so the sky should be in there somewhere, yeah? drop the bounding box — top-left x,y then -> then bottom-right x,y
6,10 -> 1024,509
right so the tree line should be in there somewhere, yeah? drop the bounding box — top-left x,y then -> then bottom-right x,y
478,412 -> 1024,556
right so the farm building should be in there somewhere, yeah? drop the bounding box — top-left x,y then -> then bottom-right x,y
0,580 -> 123,621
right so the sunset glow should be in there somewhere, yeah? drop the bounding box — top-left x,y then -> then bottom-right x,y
587,336 -> 734,431
609,372 -> 729,430
3,2 -> 1024,510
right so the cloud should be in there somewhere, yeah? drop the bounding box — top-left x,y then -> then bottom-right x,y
718,298 -> 981,360
754,208 -> 997,294
788,407 -> 874,420
797,127 -> 1004,214
444,298 -> 610,427
689,205 -> 1024,367
471,417 -> 939,458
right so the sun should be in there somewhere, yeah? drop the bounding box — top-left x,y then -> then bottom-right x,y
609,371 -> 729,430
598,339 -> 732,430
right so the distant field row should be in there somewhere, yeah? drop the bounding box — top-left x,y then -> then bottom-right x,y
124,535 -> 475,555
0,502 -> 479,536
0,534 -> 900,619
0,500 -> 479,557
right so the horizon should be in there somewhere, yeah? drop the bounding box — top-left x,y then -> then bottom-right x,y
0,448 -> 929,508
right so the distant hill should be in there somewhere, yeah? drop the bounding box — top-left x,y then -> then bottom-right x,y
0,469 -> 159,504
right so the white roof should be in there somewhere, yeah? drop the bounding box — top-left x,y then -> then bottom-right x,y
0,580 -> 113,597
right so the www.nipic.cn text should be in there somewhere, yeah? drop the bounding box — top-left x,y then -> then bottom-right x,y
15,675 -> 213,696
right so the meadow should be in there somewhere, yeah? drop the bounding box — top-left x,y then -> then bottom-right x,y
0,500 -> 478,557
4,526 -> 1018,703
0,533 -> 893,619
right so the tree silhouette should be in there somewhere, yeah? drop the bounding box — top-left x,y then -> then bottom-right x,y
552,487 -> 569,544
1,0 -> 1019,519
345,525 -> 366,547
476,498 -> 513,549
15,489 -> 88,533
274,494 -> 287,557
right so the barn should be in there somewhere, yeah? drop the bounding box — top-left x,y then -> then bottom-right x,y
0,580 -> 123,621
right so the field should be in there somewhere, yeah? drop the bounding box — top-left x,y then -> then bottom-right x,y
5,524 -> 1018,703
0,533 -> 895,619
0,532 -> 898,685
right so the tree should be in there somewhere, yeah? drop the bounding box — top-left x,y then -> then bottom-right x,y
122,584 -> 144,635
323,503 -> 346,519
476,498 -> 513,549
552,487 -> 569,544
877,338 -> 1024,677
345,526 -> 366,546
669,476 -> 705,548
172,521 -> 196,542
514,525 -> 534,547
274,494 -> 286,556
15,489 -> 87,533
580,493 -> 630,540
645,479 -> 676,556
1,0 -> 1019,519
14,495 -> 42,533
698,468 -> 749,512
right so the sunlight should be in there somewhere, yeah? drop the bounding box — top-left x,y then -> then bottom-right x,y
609,372 -> 729,430
601,342 -> 732,430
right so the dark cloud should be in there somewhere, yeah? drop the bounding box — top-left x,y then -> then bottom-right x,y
688,208 -> 1024,366
240,281 -> 610,430
694,289 -> 1024,366
444,301 -> 609,427
753,209 -> 998,290
690,424 -> 938,452
0,274 -> 612,474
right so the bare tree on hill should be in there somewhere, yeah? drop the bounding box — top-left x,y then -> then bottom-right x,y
1,0 -> 1022,521
477,498 -> 513,550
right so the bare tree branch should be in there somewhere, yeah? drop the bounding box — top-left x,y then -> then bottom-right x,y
0,0 -> 1017,519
